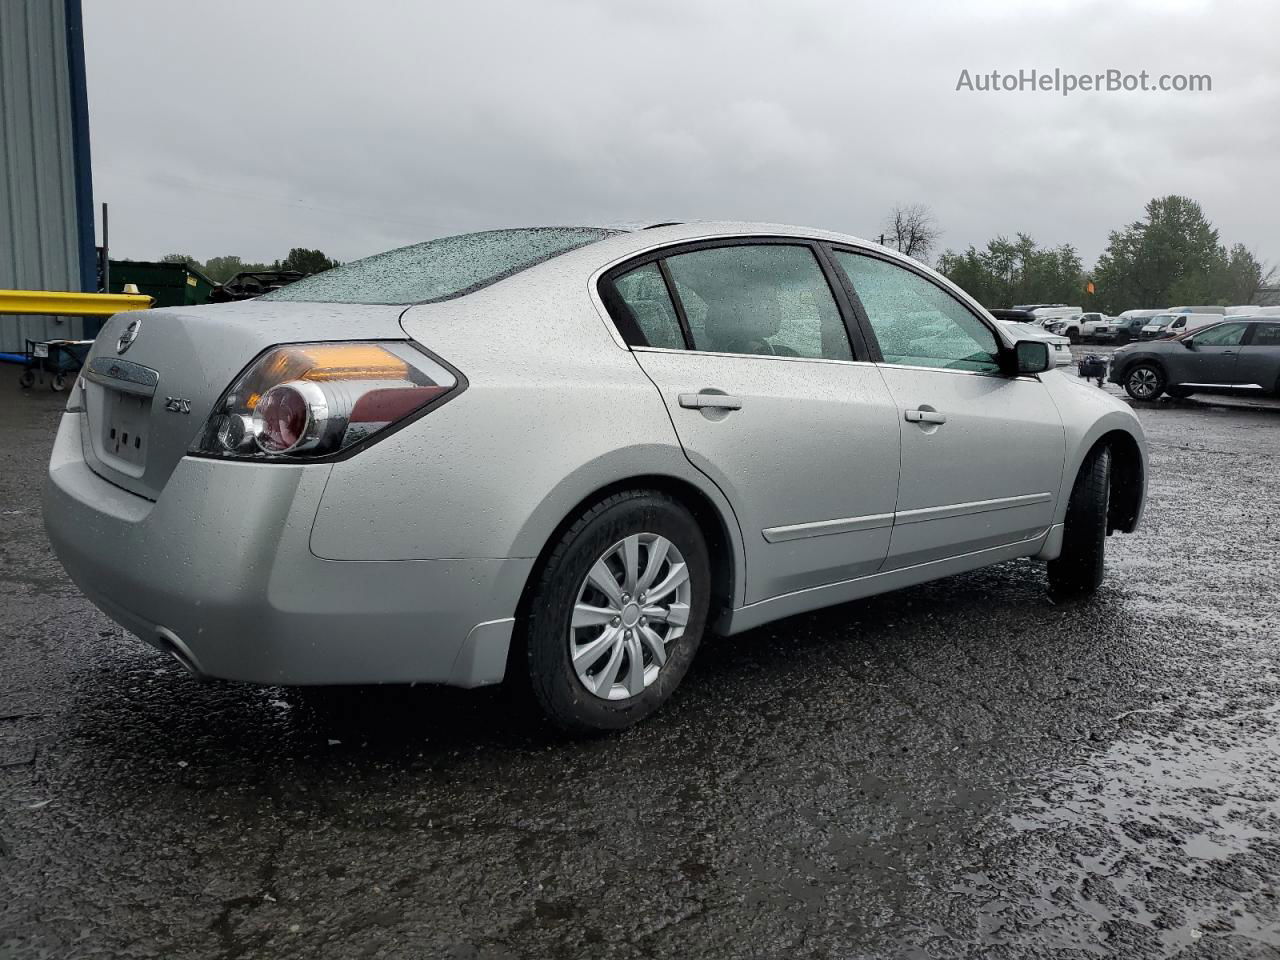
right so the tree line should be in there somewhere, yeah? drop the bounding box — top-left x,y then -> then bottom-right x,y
156,248 -> 341,283
880,195 -> 1274,313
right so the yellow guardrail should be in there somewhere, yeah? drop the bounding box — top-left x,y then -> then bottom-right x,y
0,289 -> 153,317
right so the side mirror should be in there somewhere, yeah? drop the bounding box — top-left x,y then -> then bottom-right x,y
1182,337 -> 1195,348
1010,339 -> 1051,375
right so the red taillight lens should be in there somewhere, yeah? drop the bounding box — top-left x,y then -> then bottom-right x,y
191,342 -> 459,460
349,385 -> 448,424
255,383 -> 312,452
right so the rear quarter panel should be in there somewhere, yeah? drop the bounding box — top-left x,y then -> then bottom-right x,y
307,266 -> 748,604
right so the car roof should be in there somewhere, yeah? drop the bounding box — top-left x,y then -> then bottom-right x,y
583,220 -> 900,258
548,219 -> 1000,320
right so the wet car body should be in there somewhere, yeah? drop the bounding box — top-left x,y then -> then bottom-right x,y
44,222 -> 1149,730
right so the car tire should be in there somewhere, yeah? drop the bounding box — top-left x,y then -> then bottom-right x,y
522,490 -> 711,734
1123,363 -> 1165,401
1047,445 -> 1111,598
18,368 -> 35,389
1066,327 -> 1081,344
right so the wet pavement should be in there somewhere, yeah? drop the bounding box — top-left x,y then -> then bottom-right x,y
2,366 -> 1279,959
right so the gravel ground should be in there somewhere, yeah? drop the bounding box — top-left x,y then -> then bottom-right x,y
2,365 -> 1279,960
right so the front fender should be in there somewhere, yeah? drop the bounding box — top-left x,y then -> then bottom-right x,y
1042,373 -> 1149,530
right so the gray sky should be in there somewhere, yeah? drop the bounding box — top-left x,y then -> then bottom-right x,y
84,0 -> 1280,270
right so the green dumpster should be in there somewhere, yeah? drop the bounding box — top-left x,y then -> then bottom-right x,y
107,260 -> 216,308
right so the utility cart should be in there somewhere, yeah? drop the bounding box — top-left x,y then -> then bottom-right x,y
17,338 -> 94,391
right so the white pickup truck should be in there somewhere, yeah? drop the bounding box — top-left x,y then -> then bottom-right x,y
1057,312 -> 1115,343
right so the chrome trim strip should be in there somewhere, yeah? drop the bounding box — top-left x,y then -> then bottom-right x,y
719,527 -> 1051,634
1180,382 -> 1265,390
875,361 -> 1006,379
763,512 -> 894,543
895,492 -> 1053,525
633,345 -> 878,368
633,347 -> 1041,381
84,357 -> 159,397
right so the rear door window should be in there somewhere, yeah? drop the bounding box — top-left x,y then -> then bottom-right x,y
662,245 -> 853,361
611,263 -> 684,350
1250,323 -> 1280,346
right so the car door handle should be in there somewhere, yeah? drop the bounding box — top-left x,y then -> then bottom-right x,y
905,409 -> 947,424
679,392 -> 742,411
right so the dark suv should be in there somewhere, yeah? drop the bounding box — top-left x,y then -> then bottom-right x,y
1109,316 -> 1152,344
1108,319 -> 1280,400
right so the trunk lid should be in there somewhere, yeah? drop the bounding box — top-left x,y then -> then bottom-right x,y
78,300 -> 408,500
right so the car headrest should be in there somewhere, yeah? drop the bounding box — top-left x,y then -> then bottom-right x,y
704,292 -> 781,350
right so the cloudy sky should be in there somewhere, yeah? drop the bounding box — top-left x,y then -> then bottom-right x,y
84,0 -> 1279,269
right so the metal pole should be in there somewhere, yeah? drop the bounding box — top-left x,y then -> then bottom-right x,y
101,202 -> 110,293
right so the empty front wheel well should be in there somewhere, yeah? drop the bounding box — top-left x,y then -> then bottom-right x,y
1096,430 -> 1143,533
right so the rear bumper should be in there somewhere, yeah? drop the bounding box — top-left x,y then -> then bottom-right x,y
43,413 -> 531,686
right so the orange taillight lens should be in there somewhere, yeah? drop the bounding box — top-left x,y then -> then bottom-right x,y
191,342 -> 459,459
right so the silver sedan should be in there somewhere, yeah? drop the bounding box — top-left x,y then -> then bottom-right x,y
45,222 -> 1148,732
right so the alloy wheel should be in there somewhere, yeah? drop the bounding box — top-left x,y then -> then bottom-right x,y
569,533 -> 691,701
1128,367 -> 1160,399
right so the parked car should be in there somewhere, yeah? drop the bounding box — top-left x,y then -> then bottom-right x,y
1110,318 -> 1280,400
1158,312 -> 1225,339
1024,305 -> 1082,329
44,223 -> 1148,732
1139,312 -> 1223,340
1105,315 -> 1154,344
987,309 -> 1074,365
1015,303 -> 1080,317
1111,309 -> 1166,344
1074,313 -> 1118,343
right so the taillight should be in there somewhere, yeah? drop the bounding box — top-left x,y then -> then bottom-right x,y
190,342 -> 459,460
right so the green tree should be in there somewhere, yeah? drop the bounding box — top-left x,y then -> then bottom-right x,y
201,255 -> 272,283
937,234 -> 1084,308
1089,195 -> 1227,312
277,248 -> 340,275
1213,244 -> 1274,305
160,252 -> 202,268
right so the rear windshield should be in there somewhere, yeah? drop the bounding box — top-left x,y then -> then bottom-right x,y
261,227 -> 621,305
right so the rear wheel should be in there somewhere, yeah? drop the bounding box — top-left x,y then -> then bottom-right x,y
1048,446 -> 1111,598
522,490 -> 710,733
1066,327 -> 1081,344
1123,363 -> 1165,401
18,368 -> 35,389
